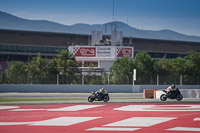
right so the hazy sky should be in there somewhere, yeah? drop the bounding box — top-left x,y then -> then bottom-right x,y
0,0 -> 200,36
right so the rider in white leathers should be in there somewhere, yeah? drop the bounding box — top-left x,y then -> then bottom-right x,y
166,84 -> 176,94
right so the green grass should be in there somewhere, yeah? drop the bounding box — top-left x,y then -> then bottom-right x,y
0,97 -> 141,102
0,98 -> 86,102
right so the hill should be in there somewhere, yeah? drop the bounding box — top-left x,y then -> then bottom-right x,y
0,11 -> 200,42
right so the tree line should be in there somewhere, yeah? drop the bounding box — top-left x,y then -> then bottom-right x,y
2,50 -> 200,85
110,51 -> 200,85
4,50 -> 79,84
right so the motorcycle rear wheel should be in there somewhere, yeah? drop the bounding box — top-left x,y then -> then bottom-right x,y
176,94 -> 183,101
160,94 -> 167,101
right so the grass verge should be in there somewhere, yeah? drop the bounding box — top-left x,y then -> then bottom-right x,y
0,98 -> 86,102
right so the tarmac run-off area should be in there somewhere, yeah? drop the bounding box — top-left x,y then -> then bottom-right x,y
0,103 -> 200,133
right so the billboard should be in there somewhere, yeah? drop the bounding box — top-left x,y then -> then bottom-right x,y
69,46 -> 134,59
117,47 -> 133,57
96,46 -> 113,57
71,47 -> 96,57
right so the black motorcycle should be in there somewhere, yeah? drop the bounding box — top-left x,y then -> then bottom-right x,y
160,88 -> 183,101
88,91 -> 110,102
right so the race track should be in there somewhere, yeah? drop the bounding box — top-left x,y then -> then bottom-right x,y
0,103 -> 200,133
1,93 -> 200,104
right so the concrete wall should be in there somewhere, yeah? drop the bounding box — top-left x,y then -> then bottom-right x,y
155,89 -> 200,99
0,84 -> 200,93
0,84 -> 138,93
180,89 -> 200,98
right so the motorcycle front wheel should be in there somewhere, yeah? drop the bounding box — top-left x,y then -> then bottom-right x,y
160,94 -> 167,101
176,94 -> 183,101
103,96 -> 110,102
88,96 -> 94,102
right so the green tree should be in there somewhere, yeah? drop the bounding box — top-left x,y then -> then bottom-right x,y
171,57 -> 186,76
183,51 -> 200,84
184,51 -> 200,76
48,57 -> 58,75
84,63 -> 100,85
110,57 -> 134,84
25,53 -> 48,84
6,61 -> 26,84
133,52 -> 155,84
49,50 -> 78,84
155,56 -> 173,75
134,52 -> 155,75
101,72 -> 109,85
155,56 -> 180,85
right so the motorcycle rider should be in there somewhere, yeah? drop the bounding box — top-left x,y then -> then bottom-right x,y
95,88 -> 107,99
166,84 -> 176,95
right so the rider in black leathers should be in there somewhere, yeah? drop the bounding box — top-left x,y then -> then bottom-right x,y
95,88 -> 107,100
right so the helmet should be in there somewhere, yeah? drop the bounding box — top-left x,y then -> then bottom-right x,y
171,84 -> 175,89
100,88 -> 104,93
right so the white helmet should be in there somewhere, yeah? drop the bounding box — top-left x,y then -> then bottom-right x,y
100,88 -> 104,93
171,84 -> 175,89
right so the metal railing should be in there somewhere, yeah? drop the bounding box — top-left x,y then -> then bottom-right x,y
0,73 -> 200,85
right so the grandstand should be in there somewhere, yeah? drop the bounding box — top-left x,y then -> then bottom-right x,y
0,29 -> 200,72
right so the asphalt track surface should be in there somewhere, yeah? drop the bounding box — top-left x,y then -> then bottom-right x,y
0,103 -> 200,133
0,93 -> 200,132
0,93 -> 142,99
0,93 -> 200,104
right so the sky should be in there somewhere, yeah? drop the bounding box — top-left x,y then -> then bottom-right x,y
0,0 -> 200,36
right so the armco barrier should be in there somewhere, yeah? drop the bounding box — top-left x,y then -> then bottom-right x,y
0,84 -> 140,93
0,84 -> 200,94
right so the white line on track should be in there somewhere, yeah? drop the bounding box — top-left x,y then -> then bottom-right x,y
0,117 -> 101,126
114,105 -> 200,111
48,105 -> 104,111
167,127 -> 200,132
87,127 -> 141,131
104,117 -> 176,127
11,109 -> 46,111
0,106 -> 19,110
194,118 -> 200,121
10,105 -> 104,111
30,117 -> 101,126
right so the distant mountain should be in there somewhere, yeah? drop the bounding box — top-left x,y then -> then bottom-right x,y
1,11 -> 200,42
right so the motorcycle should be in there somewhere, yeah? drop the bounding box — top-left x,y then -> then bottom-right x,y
88,91 -> 110,102
160,88 -> 183,101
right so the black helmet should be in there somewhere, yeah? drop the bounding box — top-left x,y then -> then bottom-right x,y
171,84 -> 175,89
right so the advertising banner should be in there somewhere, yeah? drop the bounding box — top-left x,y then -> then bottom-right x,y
69,46 -> 133,58
72,47 -> 96,57
96,46 -> 113,57
117,47 -> 133,57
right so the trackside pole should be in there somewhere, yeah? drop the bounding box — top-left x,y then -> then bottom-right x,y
133,69 -> 136,85
157,75 -> 159,86
57,74 -> 59,85
180,75 -> 182,85
82,75 -> 84,85
108,74 -> 110,85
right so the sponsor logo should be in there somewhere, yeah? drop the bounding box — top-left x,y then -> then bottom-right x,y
74,47 -> 96,57
117,48 -> 132,57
